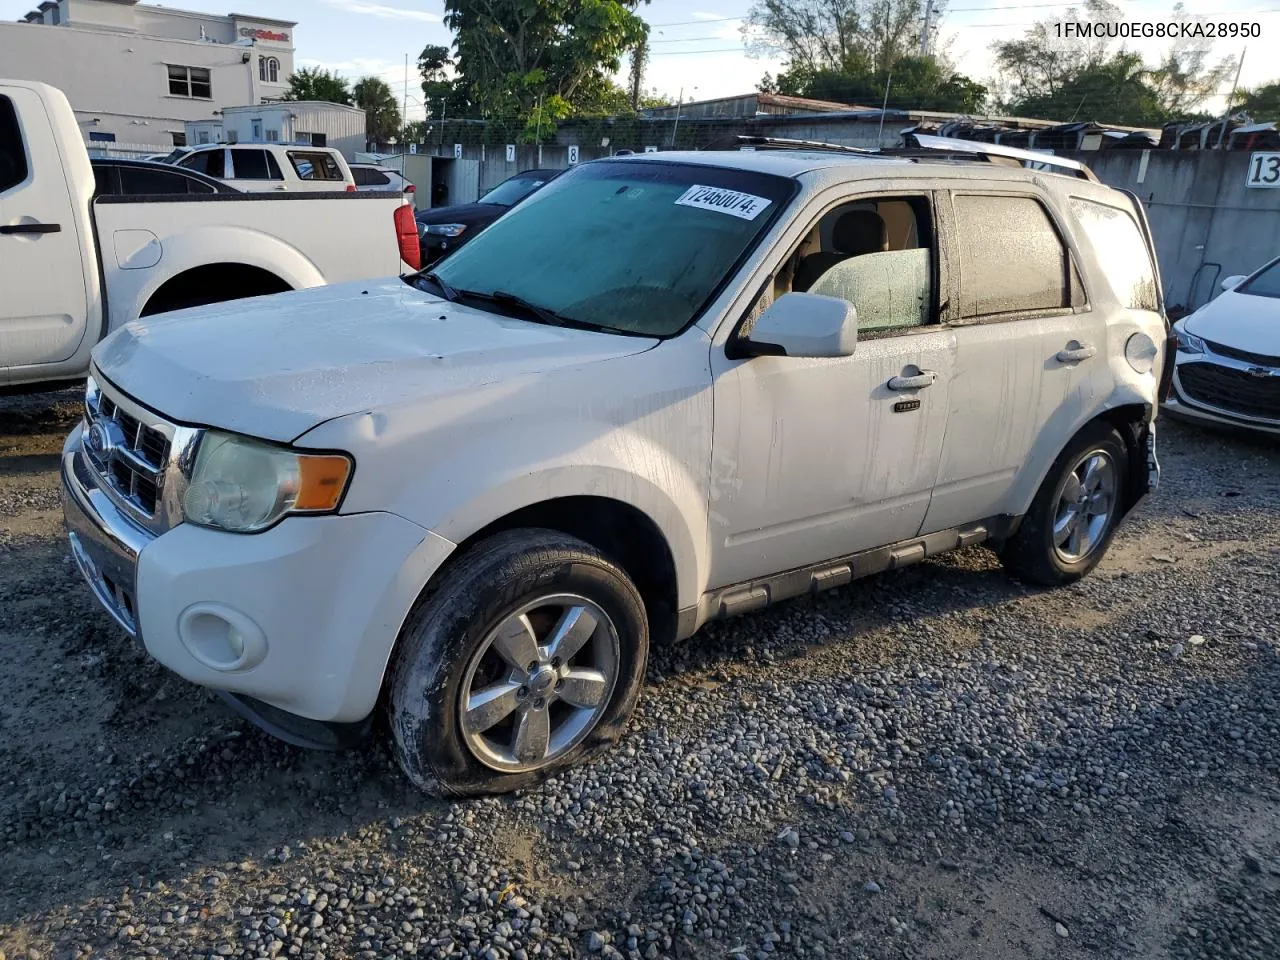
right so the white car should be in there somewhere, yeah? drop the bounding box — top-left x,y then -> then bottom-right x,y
1166,257 -> 1280,435
176,143 -> 357,193
61,141 -> 1170,796
350,163 -> 416,204
0,80 -> 417,389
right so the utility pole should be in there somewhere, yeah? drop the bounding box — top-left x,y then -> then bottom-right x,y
670,87 -> 684,148
876,72 -> 893,146
1215,47 -> 1246,149
920,0 -> 934,57
403,52 -> 409,152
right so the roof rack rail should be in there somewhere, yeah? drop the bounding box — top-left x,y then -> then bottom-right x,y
732,133 -> 1098,182
894,133 -> 1099,182
734,135 -> 879,156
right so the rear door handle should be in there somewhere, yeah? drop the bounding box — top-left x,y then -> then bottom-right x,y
1057,343 -> 1097,363
0,222 -> 61,235
888,370 -> 937,391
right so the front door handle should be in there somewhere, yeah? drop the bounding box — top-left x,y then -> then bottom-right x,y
888,370 -> 937,391
1057,342 -> 1097,363
0,222 -> 61,235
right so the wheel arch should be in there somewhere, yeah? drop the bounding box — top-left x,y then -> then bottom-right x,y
140,262 -> 294,316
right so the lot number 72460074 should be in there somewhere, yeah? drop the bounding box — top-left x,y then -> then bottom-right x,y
1247,152 -> 1280,188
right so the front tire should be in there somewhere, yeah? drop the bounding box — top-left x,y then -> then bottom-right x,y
999,422 -> 1129,586
387,529 -> 649,797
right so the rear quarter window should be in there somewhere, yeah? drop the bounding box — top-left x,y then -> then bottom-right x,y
289,151 -> 343,181
1069,197 -> 1159,312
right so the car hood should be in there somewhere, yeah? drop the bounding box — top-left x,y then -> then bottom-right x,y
1183,290 -> 1280,356
92,279 -> 658,442
415,202 -> 504,225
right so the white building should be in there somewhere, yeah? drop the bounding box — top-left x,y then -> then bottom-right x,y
2,0 -> 296,149
187,101 -> 368,159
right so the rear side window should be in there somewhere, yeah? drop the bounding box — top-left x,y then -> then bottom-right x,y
0,95 -> 29,194
954,194 -> 1073,319
289,151 -> 343,181
1069,197 -> 1159,311
119,166 -> 199,195
231,148 -> 282,180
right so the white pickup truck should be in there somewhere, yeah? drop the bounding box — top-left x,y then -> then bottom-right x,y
0,80 -> 417,390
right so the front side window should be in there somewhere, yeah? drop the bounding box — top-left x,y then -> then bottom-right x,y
1237,258 -> 1280,300
954,194 -> 1074,319
180,148 -> 225,179
431,161 -> 795,336
784,195 -> 936,335
1069,197 -> 1159,312
0,96 -> 27,194
288,151 -> 342,180
167,65 -> 213,99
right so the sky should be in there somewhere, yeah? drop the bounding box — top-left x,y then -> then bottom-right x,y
2,0 -> 1276,120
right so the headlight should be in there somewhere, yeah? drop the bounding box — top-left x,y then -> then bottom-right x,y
1174,325 -> 1206,355
423,223 -> 467,237
183,431 -> 352,533
1124,332 -> 1158,374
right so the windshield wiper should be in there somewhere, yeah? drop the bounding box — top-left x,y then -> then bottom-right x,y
488,289 -> 579,328
409,271 -> 460,302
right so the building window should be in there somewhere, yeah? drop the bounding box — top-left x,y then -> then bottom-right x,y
171,131 -> 187,147
259,57 -> 280,84
88,131 -> 117,142
168,65 -> 212,99
251,119 -> 263,141
266,129 -> 279,142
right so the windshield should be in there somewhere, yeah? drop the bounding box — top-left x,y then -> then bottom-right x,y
430,161 -> 794,336
480,175 -> 549,207
1238,258 -> 1280,300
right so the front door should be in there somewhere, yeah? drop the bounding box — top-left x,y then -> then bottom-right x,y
0,88 -> 90,372
708,191 -> 955,589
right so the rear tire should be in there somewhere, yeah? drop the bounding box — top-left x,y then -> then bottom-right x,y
387,529 -> 648,797
999,422 -> 1129,586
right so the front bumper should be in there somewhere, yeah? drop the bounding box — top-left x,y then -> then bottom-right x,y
1165,353 -> 1280,436
61,424 -> 457,730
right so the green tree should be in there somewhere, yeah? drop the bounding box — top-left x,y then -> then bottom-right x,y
352,76 -> 403,145
745,0 -> 934,77
418,43 -> 464,120
628,36 -> 648,111
1237,81 -> 1280,120
281,66 -> 352,105
768,55 -> 986,113
991,0 -> 1235,124
443,0 -> 648,120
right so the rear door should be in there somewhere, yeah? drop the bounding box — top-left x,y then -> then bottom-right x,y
922,187 -> 1099,533
0,87 -> 91,371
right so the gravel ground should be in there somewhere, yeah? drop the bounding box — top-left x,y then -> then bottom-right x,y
1,390 -> 1278,960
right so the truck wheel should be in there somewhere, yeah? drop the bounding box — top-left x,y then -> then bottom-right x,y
387,529 -> 649,797
999,422 -> 1129,587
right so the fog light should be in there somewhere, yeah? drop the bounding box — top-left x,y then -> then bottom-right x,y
178,603 -> 266,671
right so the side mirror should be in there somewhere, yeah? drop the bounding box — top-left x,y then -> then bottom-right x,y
737,292 -> 858,359
1221,275 -> 1246,292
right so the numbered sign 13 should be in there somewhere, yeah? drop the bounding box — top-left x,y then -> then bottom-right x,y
1247,153 -> 1280,188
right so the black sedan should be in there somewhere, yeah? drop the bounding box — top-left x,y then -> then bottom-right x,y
91,158 -> 239,197
416,169 -> 559,265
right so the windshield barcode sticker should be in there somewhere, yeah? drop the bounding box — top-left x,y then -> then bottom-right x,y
675,185 -> 771,220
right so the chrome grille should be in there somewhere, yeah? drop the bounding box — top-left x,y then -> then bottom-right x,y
82,374 -> 198,533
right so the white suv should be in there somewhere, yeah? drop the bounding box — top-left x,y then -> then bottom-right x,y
177,143 -> 356,193
61,142 -> 1172,795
